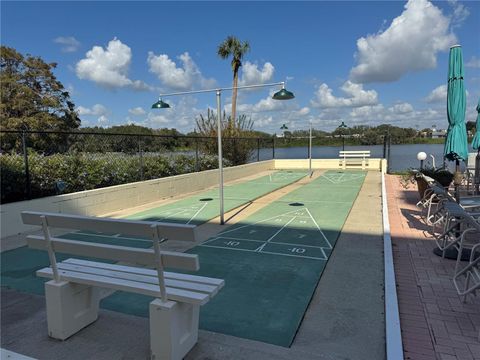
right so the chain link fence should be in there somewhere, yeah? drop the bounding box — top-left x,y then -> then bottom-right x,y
0,130 -> 276,204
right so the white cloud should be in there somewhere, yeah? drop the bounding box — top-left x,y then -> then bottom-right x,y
130,96 -> 202,130
425,84 -> 469,103
425,84 -> 447,103
147,51 -> 216,91
466,56 -> 480,69
77,104 -> 110,125
54,36 -> 80,52
76,104 -> 108,116
239,61 -> 275,86
389,102 -> 414,113
350,0 -> 456,83
97,115 -> 109,124
252,116 -> 273,128
448,0 -> 470,28
311,81 -> 378,108
227,91 -> 289,114
128,107 -> 146,116
76,38 -> 150,90
297,107 -> 311,116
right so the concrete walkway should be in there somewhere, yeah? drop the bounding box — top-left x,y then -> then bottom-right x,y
1,170 -> 385,359
386,175 -> 480,360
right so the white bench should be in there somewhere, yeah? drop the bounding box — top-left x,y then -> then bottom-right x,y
21,211 -> 224,360
339,150 -> 371,170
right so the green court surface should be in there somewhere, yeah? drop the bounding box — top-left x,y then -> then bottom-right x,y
187,170 -> 366,346
126,171 -> 307,225
0,170 -> 366,347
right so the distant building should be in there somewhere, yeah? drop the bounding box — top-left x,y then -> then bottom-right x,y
431,129 -> 447,138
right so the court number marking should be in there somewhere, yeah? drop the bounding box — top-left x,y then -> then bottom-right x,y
289,247 -> 306,254
224,241 -> 240,247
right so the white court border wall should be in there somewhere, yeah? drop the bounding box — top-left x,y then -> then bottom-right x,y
1,160 -> 274,239
1,158 -> 386,240
382,172 -> 404,360
274,158 -> 387,172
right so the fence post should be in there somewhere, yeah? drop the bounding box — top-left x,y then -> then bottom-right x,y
383,135 -> 387,159
195,137 -> 199,172
138,136 -> 144,180
257,138 -> 260,162
272,136 -> 275,159
233,138 -> 237,165
22,130 -> 31,199
386,134 -> 392,174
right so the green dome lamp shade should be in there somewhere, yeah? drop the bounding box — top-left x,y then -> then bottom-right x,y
151,98 -> 170,109
272,85 -> 295,100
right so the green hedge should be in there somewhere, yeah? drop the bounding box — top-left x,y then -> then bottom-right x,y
1,152 -> 226,203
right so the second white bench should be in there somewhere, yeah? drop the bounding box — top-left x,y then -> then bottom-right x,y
339,150 -> 371,170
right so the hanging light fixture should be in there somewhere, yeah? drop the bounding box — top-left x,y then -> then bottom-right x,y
272,84 -> 295,100
151,98 -> 170,109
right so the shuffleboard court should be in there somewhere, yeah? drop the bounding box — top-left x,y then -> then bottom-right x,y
0,170 -> 367,348
102,170 -> 367,346
167,170 -> 368,346
125,170 -> 307,225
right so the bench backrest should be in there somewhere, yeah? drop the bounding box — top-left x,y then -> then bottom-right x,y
339,150 -> 371,158
22,211 -> 200,301
22,211 -> 197,241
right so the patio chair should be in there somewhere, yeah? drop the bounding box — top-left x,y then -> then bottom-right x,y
431,201 -> 480,258
452,222 -> 480,302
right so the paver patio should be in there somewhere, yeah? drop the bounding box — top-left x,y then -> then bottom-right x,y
386,175 -> 480,360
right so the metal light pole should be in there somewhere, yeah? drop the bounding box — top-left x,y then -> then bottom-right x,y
309,120 -> 312,175
338,121 -> 348,151
152,82 -> 294,225
215,90 -> 224,223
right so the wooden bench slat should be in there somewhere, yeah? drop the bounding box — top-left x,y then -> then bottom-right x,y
27,235 -> 199,271
56,262 -> 220,296
64,258 -> 225,288
22,211 -> 197,242
37,267 -> 209,305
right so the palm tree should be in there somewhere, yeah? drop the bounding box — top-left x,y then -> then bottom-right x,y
217,36 -> 250,123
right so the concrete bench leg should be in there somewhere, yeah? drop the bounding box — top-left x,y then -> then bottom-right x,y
44,280 -> 100,340
149,299 -> 199,360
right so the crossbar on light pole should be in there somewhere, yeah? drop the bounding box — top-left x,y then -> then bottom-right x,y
153,81 -> 294,225
155,82 -> 287,99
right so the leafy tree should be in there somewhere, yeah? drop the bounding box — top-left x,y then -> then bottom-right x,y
195,108 -> 255,165
1,46 -> 80,151
217,36 -> 250,123
466,121 -> 476,134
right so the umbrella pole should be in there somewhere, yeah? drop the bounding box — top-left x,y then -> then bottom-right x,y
476,150 -> 480,195
454,159 -> 461,203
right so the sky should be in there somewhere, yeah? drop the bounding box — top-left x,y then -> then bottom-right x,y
2,0 -> 480,134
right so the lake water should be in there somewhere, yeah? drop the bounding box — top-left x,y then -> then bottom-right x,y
256,143 -> 477,172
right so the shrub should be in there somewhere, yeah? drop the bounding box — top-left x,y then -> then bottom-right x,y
0,152 -> 227,203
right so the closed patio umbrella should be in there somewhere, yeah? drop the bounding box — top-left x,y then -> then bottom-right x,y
443,45 -> 468,201
472,98 -> 480,151
472,98 -> 480,193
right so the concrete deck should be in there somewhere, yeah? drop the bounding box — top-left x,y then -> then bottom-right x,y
1,171 -> 385,359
